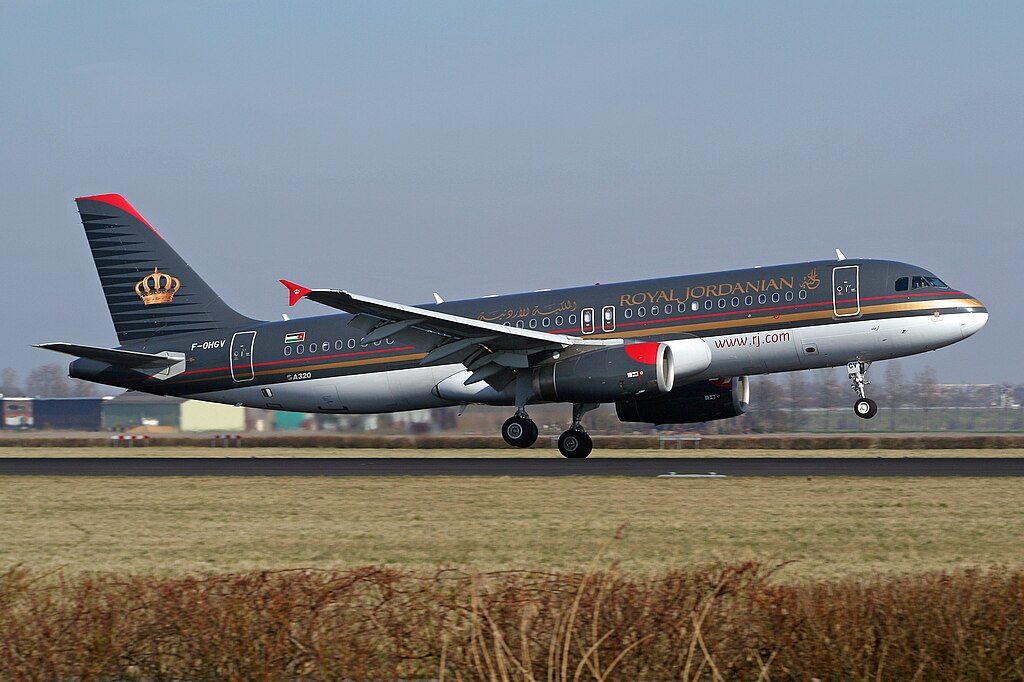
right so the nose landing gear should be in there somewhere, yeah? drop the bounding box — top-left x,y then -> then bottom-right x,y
848,361 -> 878,419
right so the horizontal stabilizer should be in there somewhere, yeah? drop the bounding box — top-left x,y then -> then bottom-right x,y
34,343 -> 181,369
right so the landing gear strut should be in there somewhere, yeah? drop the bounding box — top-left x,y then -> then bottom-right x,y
848,361 -> 878,419
558,403 -> 598,458
502,372 -> 539,448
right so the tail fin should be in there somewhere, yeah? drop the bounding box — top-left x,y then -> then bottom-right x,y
75,194 -> 256,345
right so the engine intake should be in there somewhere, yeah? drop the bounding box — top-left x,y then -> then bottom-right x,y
615,376 -> 750,424
535,342 -> 674,403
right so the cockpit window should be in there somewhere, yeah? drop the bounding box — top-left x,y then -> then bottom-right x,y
895,277 -> 909,292
912,275 -> 949,290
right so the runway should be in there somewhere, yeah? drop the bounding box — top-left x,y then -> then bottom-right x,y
2,457 -> 1024,477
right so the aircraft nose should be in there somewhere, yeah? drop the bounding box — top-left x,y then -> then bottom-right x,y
959,303 -> 989,340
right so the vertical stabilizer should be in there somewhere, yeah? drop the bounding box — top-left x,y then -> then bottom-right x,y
75,194 -> 256,345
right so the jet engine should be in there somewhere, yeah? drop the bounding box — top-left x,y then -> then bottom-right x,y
615,376 -> 750,424
535,342 -> 674,403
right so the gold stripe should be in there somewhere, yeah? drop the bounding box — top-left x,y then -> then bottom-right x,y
592,297 -> 982,340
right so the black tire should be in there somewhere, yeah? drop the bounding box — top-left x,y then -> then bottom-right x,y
854,398 -> 878,419
502,416 -> 538,448
558,429 -> 593,458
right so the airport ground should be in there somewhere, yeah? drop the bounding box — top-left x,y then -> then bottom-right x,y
2,449 -> 1024,581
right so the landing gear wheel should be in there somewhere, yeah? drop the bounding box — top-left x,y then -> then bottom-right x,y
502,415 -> 538,448
558,429 -> 593,459
854,398 -> 878,419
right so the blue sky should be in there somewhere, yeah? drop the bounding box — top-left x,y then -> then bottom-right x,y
1,2 -> 1020,384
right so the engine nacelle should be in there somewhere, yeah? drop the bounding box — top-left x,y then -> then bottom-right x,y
535,342 -> 675,403
615,376 -> 750,424
663,337 -> 713,381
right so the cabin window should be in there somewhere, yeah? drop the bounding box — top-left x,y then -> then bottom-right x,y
374,340 -> 381,346
895,277 -> 909,291
334,340 -> 342,350
758,294 -> 767,304
745,295 -> 753,306
529,319 -> 537,329
637,307 -> 646,318
323,342 -> 330,352
650,306 -> 658,316
284,346 -> 292,356
296,345 -> 304,355
569,314 -> 577,325
691,302 -> 699,311
704,300 -> 713,310
771,293 -> 780,303
624,308 -> 632,319
555,315 -> 563,326
731,297 -> 739,307
785,291 -> 794,302
542,317 -> 551,328
678,303 -> 687,313
348,339 -> 356,348
799,290 -> 807,300
309,343 -> 317,354
716,298 -> 724,309
664,305 -> 672,315
516,320 -> 524,328
387,338 -> 395,345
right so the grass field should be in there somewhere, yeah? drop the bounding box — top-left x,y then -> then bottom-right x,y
3,474 -> 1023,580
3,445 -> 1024,457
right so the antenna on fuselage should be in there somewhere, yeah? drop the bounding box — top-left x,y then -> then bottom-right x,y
835,248 -> 847,261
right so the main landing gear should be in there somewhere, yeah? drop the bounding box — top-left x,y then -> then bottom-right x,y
501,403 -> 598,458
848,360 -> 878,419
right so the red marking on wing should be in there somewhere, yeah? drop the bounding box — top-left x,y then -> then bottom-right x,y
280,279 -> 312,306
624,342 -> 661,364
75,194 -> 163,239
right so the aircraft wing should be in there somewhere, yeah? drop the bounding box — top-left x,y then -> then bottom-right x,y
281,280 -> 619,385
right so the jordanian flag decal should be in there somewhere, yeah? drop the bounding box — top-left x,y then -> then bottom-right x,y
284,332 -> 306,343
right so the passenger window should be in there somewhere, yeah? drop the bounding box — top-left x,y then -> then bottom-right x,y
704,300 -> 713,310
555,315 -> 563,326
771,293 -> 780,303
348,339 -> 356,348
569,314 -> 577,325
651,306 -> 658,316
529,319 -> 537,329
323,342 -> 330,352
717,298 -> 726,308
336,340 -> 344,350
678,303 -> 687,313
691,302 -> 699,311
785,291 -> 794,302
895,277 -> 909,292
624,308 -> 632,319
664,305 -> 672,315
542,317 -> 550,327
296,345 -> 304,355
731,297 -> 739,307
309,343 -> 317,354
516,320 -> 524,328
638,307 -> 646,318
745,295 -> 753,306
799,290 -> 807,300
284,346 -> 292,356
758,294 -> 767,304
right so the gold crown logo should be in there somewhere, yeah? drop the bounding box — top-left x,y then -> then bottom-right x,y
135,267 -> 181,305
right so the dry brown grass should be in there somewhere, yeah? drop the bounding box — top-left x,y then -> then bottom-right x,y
2,561 -> 1023,680
2,476 -> 1024,580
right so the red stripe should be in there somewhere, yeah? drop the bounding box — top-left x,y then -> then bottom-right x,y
75,194 -> 163,239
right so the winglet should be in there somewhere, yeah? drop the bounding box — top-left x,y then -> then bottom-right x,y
280,279 -> 312,306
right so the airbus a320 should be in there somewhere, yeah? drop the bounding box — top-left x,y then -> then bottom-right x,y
39,194 -> 988,457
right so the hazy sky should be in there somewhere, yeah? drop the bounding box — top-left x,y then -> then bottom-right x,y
1,2 -> 1020,386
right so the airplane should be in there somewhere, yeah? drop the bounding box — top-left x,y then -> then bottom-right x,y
38,194 -> 988,457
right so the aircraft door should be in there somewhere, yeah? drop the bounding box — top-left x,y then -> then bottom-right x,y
230,331 -> 257,382
832,266 -> 860,317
